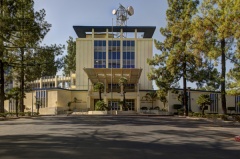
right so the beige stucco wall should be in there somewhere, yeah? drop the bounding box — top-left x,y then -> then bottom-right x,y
4,100 -> 10,112
76,39 -> 93,90
56,89 -> 71,108
24,92 -> 35,112
136,39 -> 153,90
70,91 -> 88,110
4,89 -> 240,115
167,90 -> 239,114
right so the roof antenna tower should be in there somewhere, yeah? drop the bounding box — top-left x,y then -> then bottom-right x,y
112,4 -> 134,26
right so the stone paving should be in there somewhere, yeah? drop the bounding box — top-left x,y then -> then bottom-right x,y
0,115 -> 240,159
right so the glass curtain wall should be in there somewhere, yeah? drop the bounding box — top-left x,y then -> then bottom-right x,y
108,40 -> 120,68
123,40 -> 135,68
94,40 -> 106,68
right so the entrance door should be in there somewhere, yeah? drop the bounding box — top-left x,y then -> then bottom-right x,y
108,101 -> 119,110
210,94 -> 218,113
126,99 -> 135,110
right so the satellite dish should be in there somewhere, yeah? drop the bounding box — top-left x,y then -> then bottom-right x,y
127,6 -> 134,16
112,9 -> 117,15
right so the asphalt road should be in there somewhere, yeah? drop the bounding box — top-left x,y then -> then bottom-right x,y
0,115 -> 240,159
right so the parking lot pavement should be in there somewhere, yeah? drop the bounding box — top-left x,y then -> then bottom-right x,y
0,116 -> 240,159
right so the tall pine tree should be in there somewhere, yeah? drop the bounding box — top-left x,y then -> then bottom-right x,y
63,36 -> 76,76
0,0 -> 64,113
192,0 -> 239,114
149,0 -> 200,116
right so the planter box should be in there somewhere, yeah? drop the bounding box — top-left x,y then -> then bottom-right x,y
88,111 -> 107,115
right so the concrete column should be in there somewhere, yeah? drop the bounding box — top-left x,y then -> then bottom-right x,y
40,78 -> 42,89
120,96 -> 124,111
121,85 -> 124,95
137,83 -> 140,96
104,79 -> 107,96
62,81 -> 65,88
88,78 -> 90,95
135,29 -> 137,38
103,96 -> 107,104
92,28 -> 94,38
137,96 -> 141,113
87,96 -> 91,111
55,76 -> 58,88
120,29 -> 123,38
106,29 -> 108,38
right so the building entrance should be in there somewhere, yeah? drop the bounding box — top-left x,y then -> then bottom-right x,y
108,99 -> 135,111
108,101 -> 120,110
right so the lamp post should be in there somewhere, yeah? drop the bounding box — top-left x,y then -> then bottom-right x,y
31,82 -> 35,116
188,87 -> 191,112
111,18 -> 113,115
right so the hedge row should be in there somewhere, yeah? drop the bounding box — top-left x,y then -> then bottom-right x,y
0,112 -> 38,117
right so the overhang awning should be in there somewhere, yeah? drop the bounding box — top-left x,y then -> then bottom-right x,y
83,68 -> 142,85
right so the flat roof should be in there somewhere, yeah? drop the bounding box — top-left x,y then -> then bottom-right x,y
73,26 -> 156,38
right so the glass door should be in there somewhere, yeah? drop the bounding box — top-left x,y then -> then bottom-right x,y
108,100 -> 120,110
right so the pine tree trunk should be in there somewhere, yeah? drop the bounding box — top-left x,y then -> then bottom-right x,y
19,48 -> 25,112
202,107 -> 205,116
16,98 -> 18,117
183,61 -> 188,116
221,39 -> 227,114
123,92 -> 126,110
99,91 -> 102,100
0,0 -> 5,113
0,61 -> 4,113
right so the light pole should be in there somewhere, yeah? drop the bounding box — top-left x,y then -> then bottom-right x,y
188,87 -> 191,112
111,18 -> 113,115
31,82 -> 34,116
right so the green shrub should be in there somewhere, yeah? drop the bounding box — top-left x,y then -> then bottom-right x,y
219,114 -> 228,121
193,112 -> 201,117
233,115 -> 240,122
178,108 -> 184,115
141,107 -> 148,110
19,112 -> 25,116
188,112 -> 194,117
95,100 -> 108,111
206,114 -> 218,119
0,113 -> 7,117
196,94 -> 211,115
32,112 -> 39,116
154,107 -> 160,110
173,104 -> 182,110
161,108 -> 167,112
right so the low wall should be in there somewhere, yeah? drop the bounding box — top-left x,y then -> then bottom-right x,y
116,111 -> 136,115
88,111 -> 108,115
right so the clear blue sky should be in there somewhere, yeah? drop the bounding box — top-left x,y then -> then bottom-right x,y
34,0 -> 168,51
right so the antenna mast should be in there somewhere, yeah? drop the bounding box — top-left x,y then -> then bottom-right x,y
112,4 -> 134,26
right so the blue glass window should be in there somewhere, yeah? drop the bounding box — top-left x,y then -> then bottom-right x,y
94,40 -> 106,68
123,40 -> 135,68
108,40 -> 120,68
